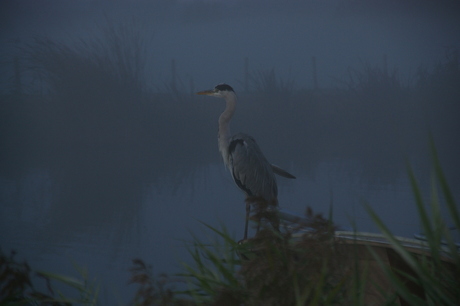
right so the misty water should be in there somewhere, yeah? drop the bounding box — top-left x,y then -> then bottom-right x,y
1,0 -> 460,304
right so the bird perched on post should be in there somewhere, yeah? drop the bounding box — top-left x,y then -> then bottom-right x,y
197,84 -> 295,240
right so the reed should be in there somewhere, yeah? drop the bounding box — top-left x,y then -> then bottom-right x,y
365,139 -> 460,305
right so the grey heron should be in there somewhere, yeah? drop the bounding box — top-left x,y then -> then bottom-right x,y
197,83 -> 295,240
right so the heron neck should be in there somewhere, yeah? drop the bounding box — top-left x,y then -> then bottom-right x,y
218,93 -> 236,166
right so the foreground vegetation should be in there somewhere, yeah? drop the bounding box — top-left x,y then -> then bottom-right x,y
1,143 -> 459,305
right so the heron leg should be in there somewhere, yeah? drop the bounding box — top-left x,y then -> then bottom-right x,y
270,199 -> 280,233
244,201 -> 250,240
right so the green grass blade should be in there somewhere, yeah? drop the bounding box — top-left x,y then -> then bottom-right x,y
36,270 -> 85,291
365,245 -> 426,306
429,137 -> 460,229
406,162 -> 434,245
366,205 -> 422,274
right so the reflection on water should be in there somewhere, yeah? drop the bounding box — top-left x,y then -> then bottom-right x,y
2,159 -> 457,303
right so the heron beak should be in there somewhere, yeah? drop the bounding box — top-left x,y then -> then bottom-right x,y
196,89 -> 214,95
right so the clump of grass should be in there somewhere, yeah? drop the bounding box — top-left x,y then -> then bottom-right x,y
177,211 -> 352,305
129,259 -> 193,306
36,266 -> 100,305
23,19 -> 150,96
0,249 -> 33,304
178,224 -> 244,305
366,139 -> 460,305
416,47 -> 459,94
338,59 -> 405,98
0,249 -> 99,305
239,208 -> 348,306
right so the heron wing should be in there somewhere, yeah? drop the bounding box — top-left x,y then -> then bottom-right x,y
228,133 -> 277,200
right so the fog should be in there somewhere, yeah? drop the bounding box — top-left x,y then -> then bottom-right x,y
3,0 -> 459,89
1,0 -> 459,304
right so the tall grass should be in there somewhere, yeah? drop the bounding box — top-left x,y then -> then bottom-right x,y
0,249 -> 99,305
366,140 -> 460,305
165,212 -> 352,305
244,68 -> 295,97
340,60 -> 406,98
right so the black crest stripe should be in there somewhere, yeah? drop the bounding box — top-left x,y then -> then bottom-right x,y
215,84 -> 234,92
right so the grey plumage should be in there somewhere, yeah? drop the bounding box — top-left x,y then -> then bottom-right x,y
229,133 -> 277,201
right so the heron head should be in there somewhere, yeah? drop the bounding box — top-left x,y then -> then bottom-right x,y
196,83 -> 235,98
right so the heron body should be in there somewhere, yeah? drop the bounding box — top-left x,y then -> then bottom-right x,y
197,83 -> 295,239
228,133 -> 277,202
